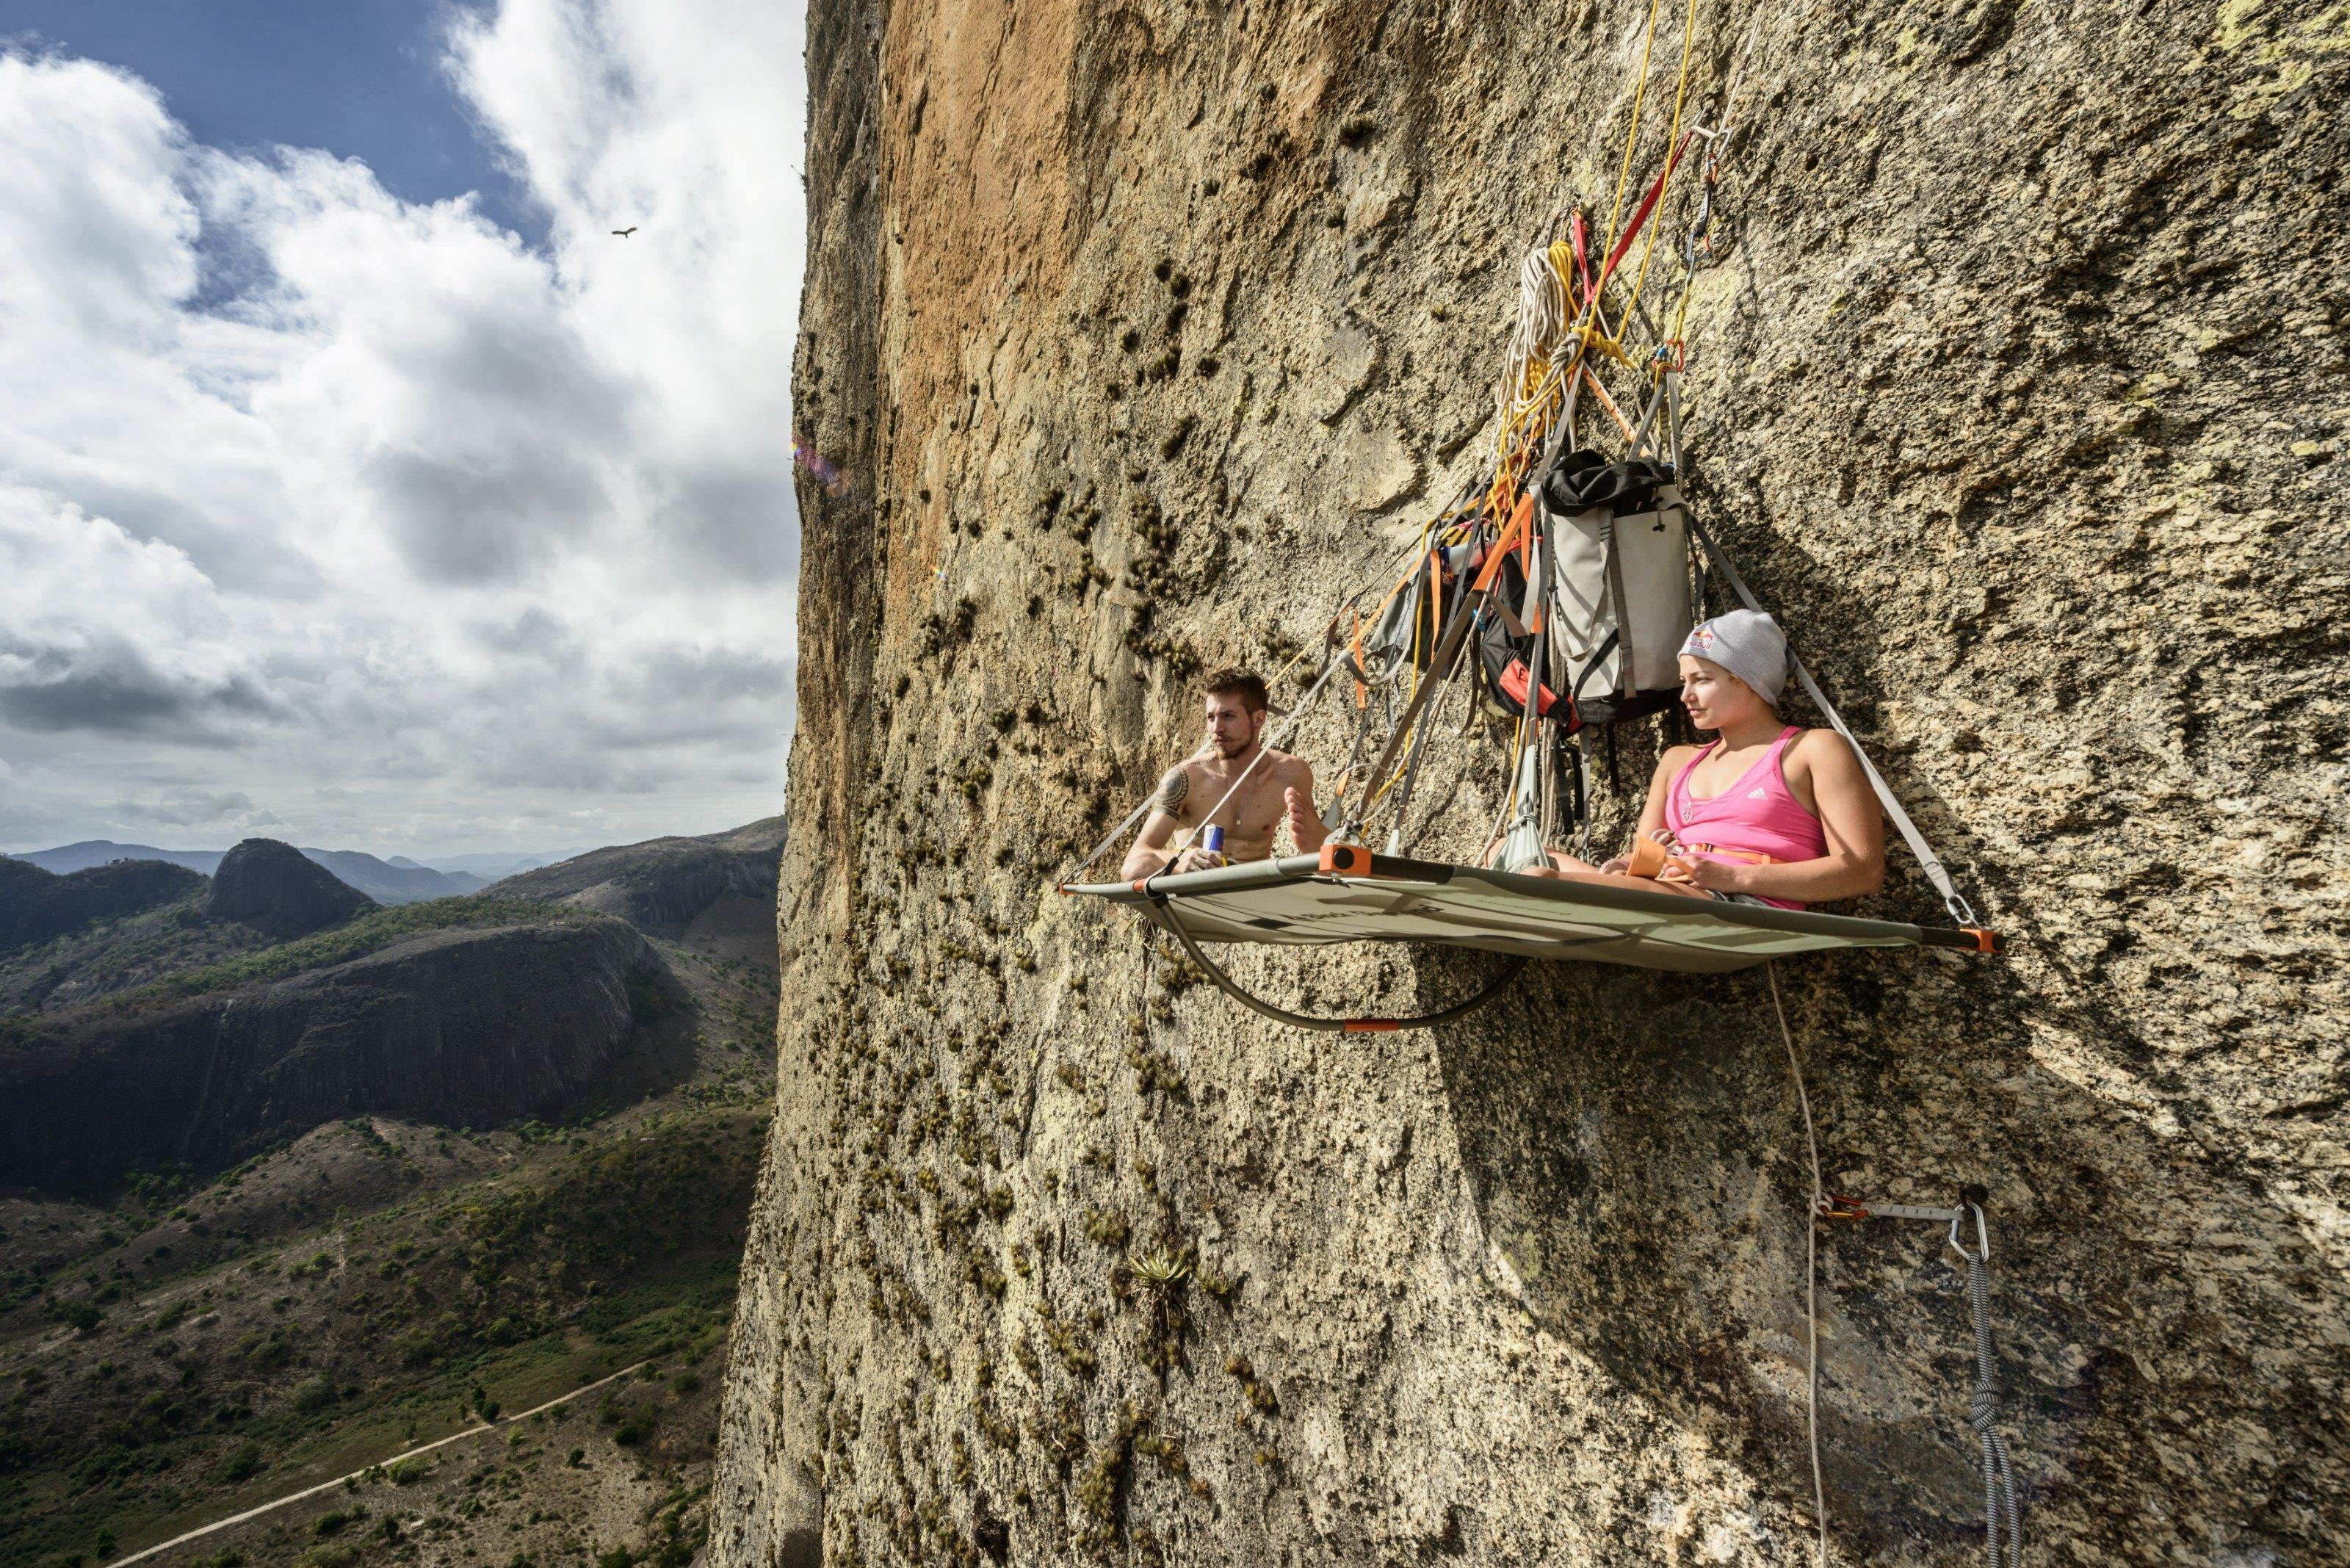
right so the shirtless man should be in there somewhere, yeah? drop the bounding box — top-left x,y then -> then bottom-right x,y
1120,668 -> 1326,878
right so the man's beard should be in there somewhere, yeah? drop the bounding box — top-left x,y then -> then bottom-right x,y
1214,726 -> 1259,760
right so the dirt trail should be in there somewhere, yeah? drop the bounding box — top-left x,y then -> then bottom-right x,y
115,1361 -> 649,1566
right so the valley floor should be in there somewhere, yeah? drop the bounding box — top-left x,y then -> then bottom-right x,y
1,873 -> 784,1568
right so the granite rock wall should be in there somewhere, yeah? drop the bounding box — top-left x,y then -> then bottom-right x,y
716,1 -> 2349,1562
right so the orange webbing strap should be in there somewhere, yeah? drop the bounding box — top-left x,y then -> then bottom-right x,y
1472,492 -> 1536,594
1577,364 -> 1638,442
1350,611 -> 1367,707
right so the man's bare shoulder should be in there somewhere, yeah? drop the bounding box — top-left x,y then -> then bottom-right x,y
1264,749 -> 1315,783
1153,760 -> 1204,814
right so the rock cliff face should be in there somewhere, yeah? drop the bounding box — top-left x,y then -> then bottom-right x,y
0,857 -> 205,957
0,920 -> 664,1190
207,836 -> 375,937
717,3 -> 2347,1564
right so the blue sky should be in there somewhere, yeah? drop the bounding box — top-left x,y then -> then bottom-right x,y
4,0 -> 541,239
0,2 -> 806,859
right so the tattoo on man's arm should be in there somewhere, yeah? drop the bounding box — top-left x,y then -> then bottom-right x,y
1154,767 -> 1189,814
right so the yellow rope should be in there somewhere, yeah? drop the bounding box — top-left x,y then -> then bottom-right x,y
1621,0 -> 1702,337
1600,0 -> 1667,262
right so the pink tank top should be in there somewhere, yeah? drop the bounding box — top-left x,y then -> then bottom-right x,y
1666,726 -> 1829,910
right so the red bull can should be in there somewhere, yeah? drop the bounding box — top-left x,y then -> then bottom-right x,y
1201,825 -> 1225,857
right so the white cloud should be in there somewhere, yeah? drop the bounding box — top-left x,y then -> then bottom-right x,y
0,4 -> 803,856
0,482 -> 284,738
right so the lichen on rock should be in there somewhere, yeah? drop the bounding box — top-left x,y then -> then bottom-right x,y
714,1 -> 2349,1563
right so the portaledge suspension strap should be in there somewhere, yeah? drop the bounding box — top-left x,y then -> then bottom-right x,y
1684,514 -> 1981,926
1059,648 -> 1354,886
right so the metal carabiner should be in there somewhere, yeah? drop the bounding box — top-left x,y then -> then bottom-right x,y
1948,1202 -> 1991,1264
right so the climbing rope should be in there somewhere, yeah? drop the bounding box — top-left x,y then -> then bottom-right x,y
1152,897 -> 1529,1033
1767,961 -> 1831,1568
1599,0 -> 1669,264
1818,1193 -> 2022,1566
1065,0 -> 2002,958
1954,1210 -> 2023,1567
1777,954 -> 2022,1566
1617,0 -> 1702,336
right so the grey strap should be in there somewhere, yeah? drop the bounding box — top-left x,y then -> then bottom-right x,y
1601,510 -> 1635,702
1827,1199 -> 2020,1565
1685,516 -> 1979,926
1066,795 -> 1163,885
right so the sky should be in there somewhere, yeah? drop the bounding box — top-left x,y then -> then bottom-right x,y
0,1 -> 806,859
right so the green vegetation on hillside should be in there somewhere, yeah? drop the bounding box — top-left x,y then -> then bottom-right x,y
0,1105 -> 765,1567
1,820 -> 784,1567
102,897 -> 602,1016
2,895 -> 604,1031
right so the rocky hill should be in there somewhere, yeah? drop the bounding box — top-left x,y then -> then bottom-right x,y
205,837 -> 376,938
12,840 -> 495,904
13,841 -> 225,877
0,858 -> 206,958
712,4 -> 2346,1567
0,821 -> 787,1566
495,817 -> 787,936
1,919 -> 669,1191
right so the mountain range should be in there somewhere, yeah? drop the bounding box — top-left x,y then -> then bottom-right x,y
5,840 -> 585,905
0,815 -> 787,1564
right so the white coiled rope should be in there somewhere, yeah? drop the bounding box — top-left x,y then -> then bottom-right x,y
1495,241 -> 1574,434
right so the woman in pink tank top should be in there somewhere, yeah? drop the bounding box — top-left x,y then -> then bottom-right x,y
1508,611 -> 1886,911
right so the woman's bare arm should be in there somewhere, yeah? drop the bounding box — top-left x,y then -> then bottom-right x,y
1595,745 -> 1699,872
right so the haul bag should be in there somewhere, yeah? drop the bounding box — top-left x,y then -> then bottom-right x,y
1548,476 -> 1694,716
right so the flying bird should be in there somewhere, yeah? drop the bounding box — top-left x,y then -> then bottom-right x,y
612,225 -> 637,237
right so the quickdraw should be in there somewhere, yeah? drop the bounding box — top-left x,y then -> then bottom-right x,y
1821,1191 -> 2023,1567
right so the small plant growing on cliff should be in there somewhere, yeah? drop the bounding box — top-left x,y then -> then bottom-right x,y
1124,1249 -> 1187,1290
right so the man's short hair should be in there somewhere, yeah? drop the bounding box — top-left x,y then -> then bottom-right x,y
1201,667 -> 1270,713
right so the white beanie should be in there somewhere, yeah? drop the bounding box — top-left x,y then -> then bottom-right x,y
1680,610 -> 1790,706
